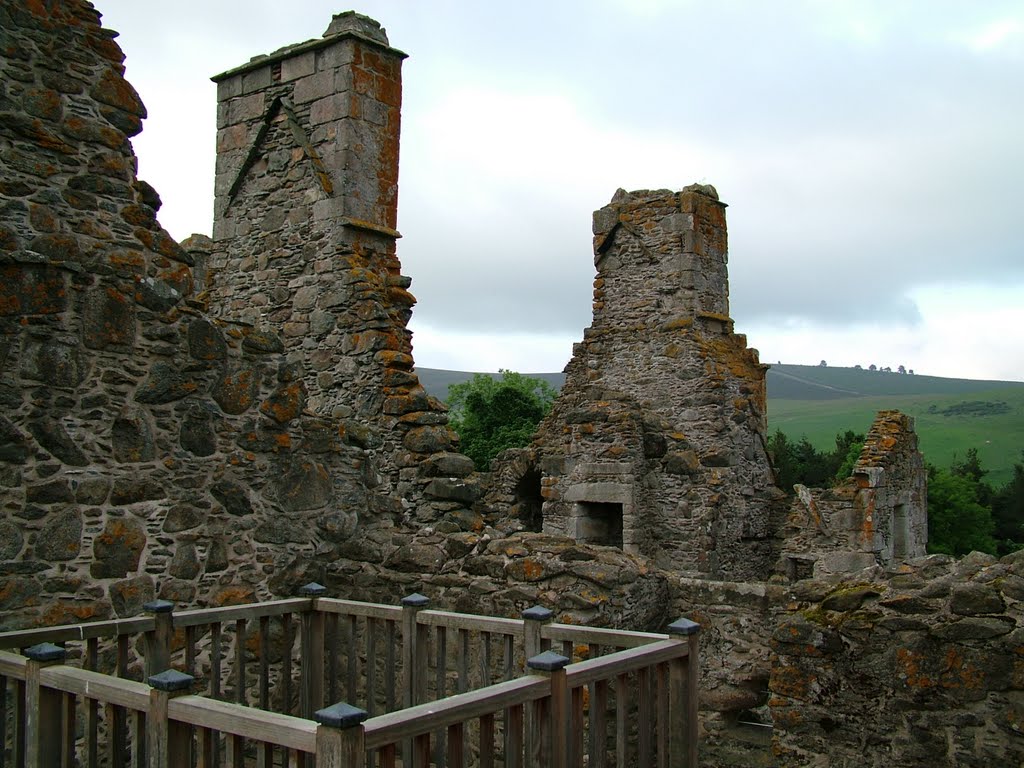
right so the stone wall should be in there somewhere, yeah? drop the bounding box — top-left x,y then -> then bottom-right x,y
0,1 -> 477,630
501,187 -> 784,580
770,551 -> 1024,766
779,410 -> 928,580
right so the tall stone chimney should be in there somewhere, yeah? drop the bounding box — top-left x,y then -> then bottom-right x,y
206,14 -> 466,516
508,186 -> 783,579
207,13 -> 415,416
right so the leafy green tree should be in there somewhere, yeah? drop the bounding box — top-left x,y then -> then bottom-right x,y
446,370 -> 557,471
768,429 -> 864,491
926,463 -> 997,556
992,452 -> 1024,555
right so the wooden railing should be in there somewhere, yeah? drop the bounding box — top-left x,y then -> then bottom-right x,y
0,586 -> 700,767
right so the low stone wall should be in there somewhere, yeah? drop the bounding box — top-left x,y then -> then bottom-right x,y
770,551 -> 1024,766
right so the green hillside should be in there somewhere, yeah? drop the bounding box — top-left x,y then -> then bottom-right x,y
415,365 -> 1024,487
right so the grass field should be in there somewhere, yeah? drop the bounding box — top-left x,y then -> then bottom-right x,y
416,365 -> 1024,488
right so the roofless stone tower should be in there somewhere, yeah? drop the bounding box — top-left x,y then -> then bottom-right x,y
206,13 -> 470,520
517,187 -> 783,579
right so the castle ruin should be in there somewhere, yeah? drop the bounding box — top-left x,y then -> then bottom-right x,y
0,3 -> 1020,766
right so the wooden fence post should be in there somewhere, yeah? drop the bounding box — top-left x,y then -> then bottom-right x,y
315,702 -> 368,768
666,618 -> 701,768
24,642 -> 65,767
522,605 -> 553,660
400,593 -> 429,768
299,582 -> 327,719
144,600 -> 175,679
147,670 -> 194,768
526,650 -> 569,768
522,605 -> 553,762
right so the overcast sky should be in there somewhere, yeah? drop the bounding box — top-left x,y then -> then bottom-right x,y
96,1 -> 1023,381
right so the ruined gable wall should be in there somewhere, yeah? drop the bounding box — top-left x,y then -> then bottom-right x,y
206,13 -> 472,525
0,1 -> 479,630
780,410 -> 928,579
524,187 -> 783,579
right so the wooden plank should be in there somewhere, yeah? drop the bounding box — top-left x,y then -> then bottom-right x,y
86,639 -> 98,767
543,624 -> 667,649
282,613 -> 294,716
259,616 -> 270,710
235,618 -> 247,706
0,616 -> 153,649
315,599 -> 402,622
38,666 -> 150,710
591,679 -> 608,768
168,695 -> 317,752
413,732 -> 431,768
13,678 -> 25,768
416,610 -> 522,637
363,677 -> 547,750
0,674 -> 7,768
638,666 -> 653,765
446,721 -> 464,768
564,640 -> 685,688
615,673 -> 628,768
173,599 -> 309,627
60,692 -> 75,768
479,712 -> 495,768
384,620 -> 396,713
457,630 -> 469,694
478,631 -> 491,689
0,652 -> 26,678
326,612 -> 339,706
434,625 -> 447,767
366,617 -> 378,716
506,702 -> 523,768
346,614 -> 358,704
656,661 -> 669,768
570,686 -> 584,768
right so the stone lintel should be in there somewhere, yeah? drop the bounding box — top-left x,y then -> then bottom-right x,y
565,482 -> 633,505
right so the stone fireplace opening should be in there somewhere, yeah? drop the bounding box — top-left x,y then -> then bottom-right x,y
514,467 -> 544,533
574,501 -> 624,548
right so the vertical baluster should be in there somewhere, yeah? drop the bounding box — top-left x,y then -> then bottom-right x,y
434,625 -> 447,767
384,620 -> 396,713
210,622 -> 222,768
346,615 -> 358,705
257,616 -> 271,768
479,712 -> 495,768
282,613 -> 294,716
446,722 -> 464,768
366,617 -> 378,716
86,637 -> 99,766
457,630 -> 469,694
60,691 -> 75,767
235,619 -> 247,706
506,703 -> 523,768
615,673 -> 629,768
114,634 -> 130,768
0,672 -> 7,768
478,631 -> 491,688
638,666 -> 653,764
591,678 -> 608,768
656,661 -> 669,768
326,612 -> 339,706
571,684 -> 584,768
133,709 -> 145,768
259,616 -> 270,709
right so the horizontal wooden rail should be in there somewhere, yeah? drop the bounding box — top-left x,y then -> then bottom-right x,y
364,675 -> 548,750
0,649 -> 27,677
0,616 -> 153,649
172,597 -> 310,627
544,623 -> 668,649
416,609 -> 524,636
316,598 -> 403,621
39,665 -> 150,711
564,639 -> 687,687
168,695 -> 317,752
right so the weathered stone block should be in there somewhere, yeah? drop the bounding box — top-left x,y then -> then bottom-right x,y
275,460 -> 332,512
187,318 -> 227,361
35,508 -> 82,561
111,408 -> 154,463
108,575 -> 154,617
27,417 -> 87,466
92,517 -> 146,578
212,366 -> 261,415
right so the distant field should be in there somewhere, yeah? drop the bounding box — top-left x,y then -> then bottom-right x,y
416,365 -> 1024,487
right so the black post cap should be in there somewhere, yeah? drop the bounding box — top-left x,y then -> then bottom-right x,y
667,618 -> 701,636
23,642 -> 66,662
527,650 -> 570,672
522,605 -> 554,622
401,593 -> 429,608
148,669 -> 195,692
315,702 -> 369,729
144,599 -> 175,614
299,582 -> 328,597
